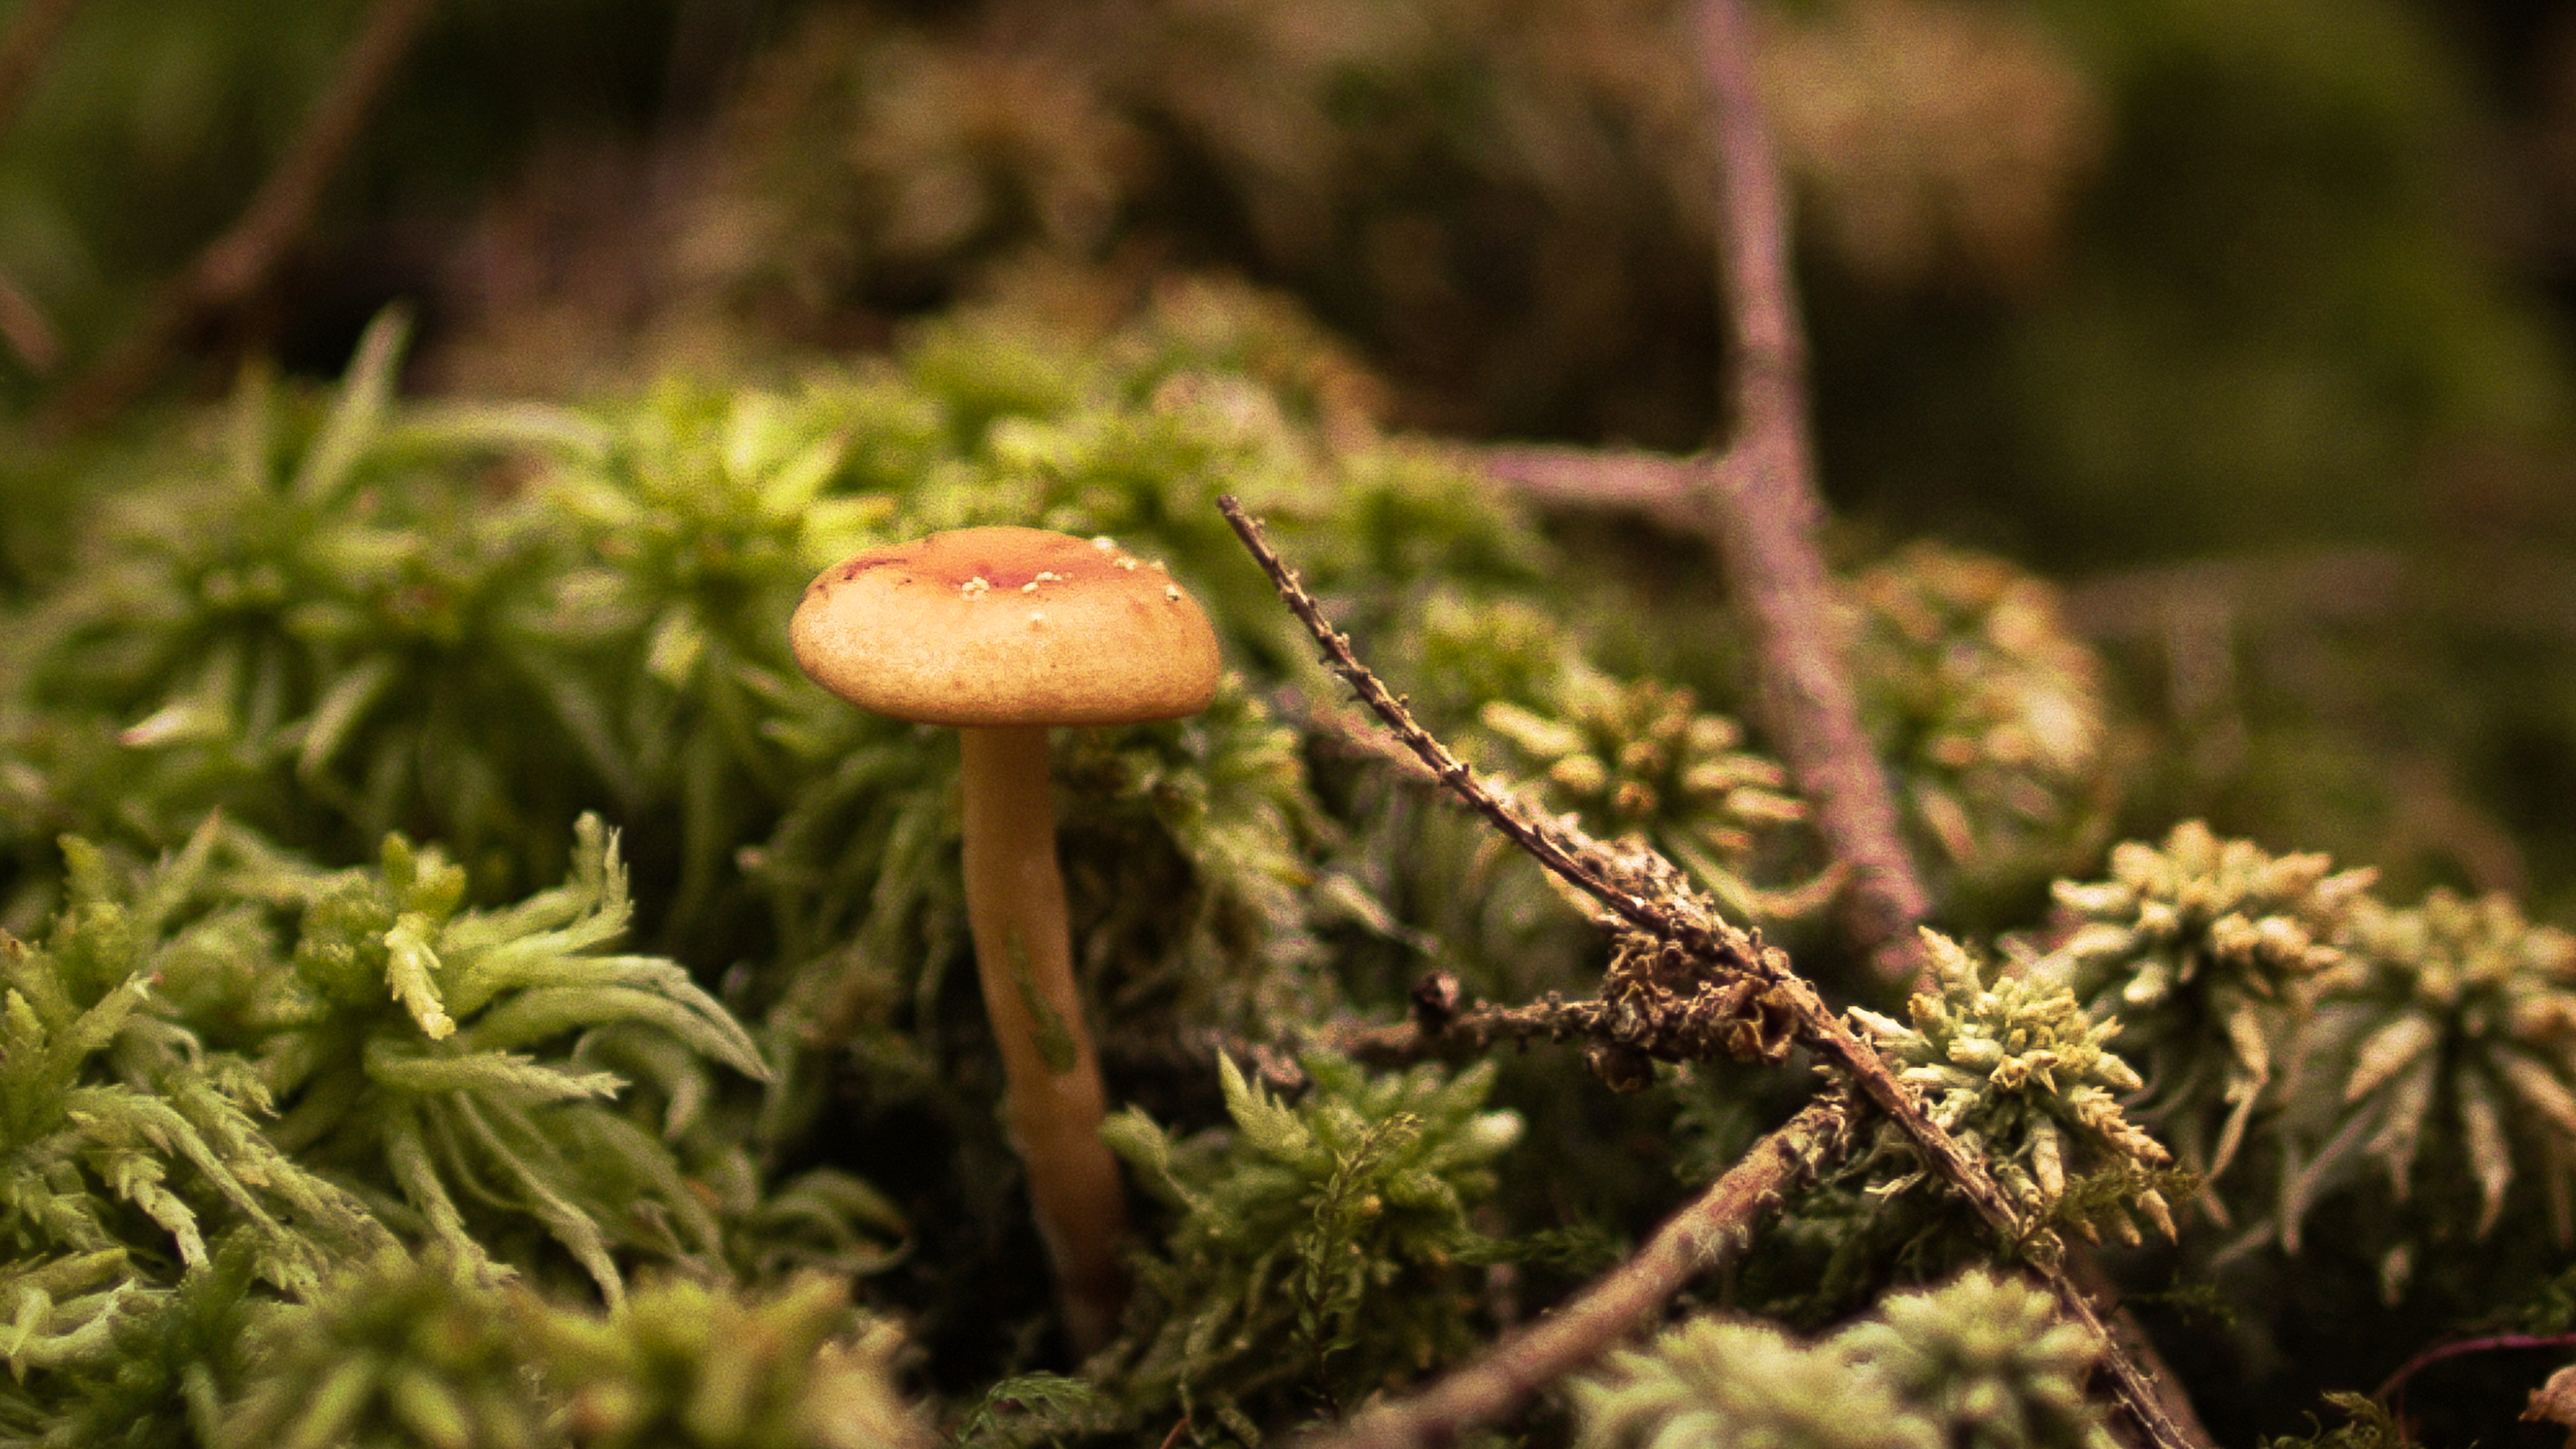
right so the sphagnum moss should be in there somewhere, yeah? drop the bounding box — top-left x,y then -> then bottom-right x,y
1575,1270 -> 2115,1449
1839,931 -> 2175,1253
1098,1053 -> 1523,1432
8,279 -> 2575,1449
1847,542 -> 2113,912
2298,889 -> 2576,1254
1478,674 -> 1828,924
2036,821 -> 2373,1184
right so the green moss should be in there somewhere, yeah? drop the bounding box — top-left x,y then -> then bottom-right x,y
1100,1053 -> 1523,1432
2036,821 -> 2374,1184
1,256 -> 2568,1446
1575,1270 -> 2115,1449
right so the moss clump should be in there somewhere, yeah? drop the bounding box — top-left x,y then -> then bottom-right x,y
1575,1270 -> 2114,1449
2036,821 -> 2373,1182
2300,891 -> 2576,1247
1773,932 -> 2175,1309
1849,542 -> 2114,916
1100,1052 -> 1523,1430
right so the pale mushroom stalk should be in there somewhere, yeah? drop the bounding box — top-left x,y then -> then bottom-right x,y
957,721 -> 1125,1354
790,526 -> 1222,1358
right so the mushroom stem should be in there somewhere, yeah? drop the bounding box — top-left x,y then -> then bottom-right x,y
958,723 -> 1129,1355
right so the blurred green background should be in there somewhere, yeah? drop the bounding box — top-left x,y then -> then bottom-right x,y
8,0 -> 2576,931
7,3 -> 2576,1439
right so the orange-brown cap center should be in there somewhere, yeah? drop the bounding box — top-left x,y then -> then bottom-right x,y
790,526 -> 1222,727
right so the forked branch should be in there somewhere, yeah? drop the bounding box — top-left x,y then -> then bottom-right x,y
1688,0 -> 1928,984
1220,497 -> 2195,1449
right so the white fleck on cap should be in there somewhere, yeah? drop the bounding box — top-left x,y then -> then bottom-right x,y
791,526 -> 1222,727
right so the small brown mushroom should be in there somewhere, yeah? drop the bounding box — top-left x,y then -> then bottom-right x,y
790,526 -> 1221,1354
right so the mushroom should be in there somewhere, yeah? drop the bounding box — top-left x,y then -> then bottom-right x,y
789,526 -> 1222,1354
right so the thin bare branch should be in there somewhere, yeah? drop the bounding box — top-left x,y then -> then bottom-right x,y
40,0 -> 439,435
0,0 -> 82,375
2065,1240 -> 2221,1449
1317,993 -> 1604,1065
1469,1 -> 1935,985
1335,999 -> 1596,1061
1222,496 -> 2196,1449
1665,16 -> 2215,1414
1226,491 -> 1965,1192
1220,497 -> 1668,934
2376,1331 -> 2576,1405
0,0 -> 79,140
0,266 -> 59,374
1688,0 -> 1928,986
1296,1093 -> 1860,1449
1473,444 -> 1703,534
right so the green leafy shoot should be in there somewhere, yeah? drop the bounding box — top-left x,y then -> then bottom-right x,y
949,1372 -> 1116,1449
0,821 -> 390,1307
2294,890 -> 2576,1251
1477,676 -> 1829,924
254,814 -> 769,1300
2257,1392 -> 2421,1449
1574,1314 -> 1933,1449
1101,1052 -> 1522,1428
1848,542 -> 2114,905
517,1270 -> 926,1449
1837,1269 -> 2119,1449
206,1247 -> 547,1449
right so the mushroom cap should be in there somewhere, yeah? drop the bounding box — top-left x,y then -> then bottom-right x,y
791,526 -> 1223,727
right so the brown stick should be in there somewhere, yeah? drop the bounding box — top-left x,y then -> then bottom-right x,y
39,0 -> 439,435
0,0 -> 79,139
0,267 -> 59,374
1687,0 -> 1928,986
1669,21 -> 2209,1419
1220,498 -> 1667,936
1474,444 -> 1705,535
1219,497 -> 2196,1449
0,0 -> 82,374
1294,1094 -> 1859,1449
1319,995 -> 1607,1065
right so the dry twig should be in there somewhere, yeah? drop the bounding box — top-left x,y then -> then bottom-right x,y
1686,0 -> 1927,985
1299,1094 -> 1861,1449
0,0 -> 82,374
1219,496 -> 2197,1449
1473,1 -> 1932,986
0,0 -> 78,138
40,0 -> 439,435
1475,444 -> 1703,535
1318,992 -> 1608,1065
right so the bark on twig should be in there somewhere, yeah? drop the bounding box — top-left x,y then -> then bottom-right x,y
39,0 -> 439,435
0,269 -> 59,374
1681,20 -> 2208,1446
1475,444 -> 1704,534
0,0 -> 82,373
1222,498 -> 1665,936
1473,3 -> 1935,986
0,0 -> 79,138
1687,0 -> 1927,985
1294,1094 -> 1859,1449
1306,7 -> 2207,1443
1220,497 -> 2198,1449
2375,1331 -> 2576,1405
1320,994 -> 1605,1063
